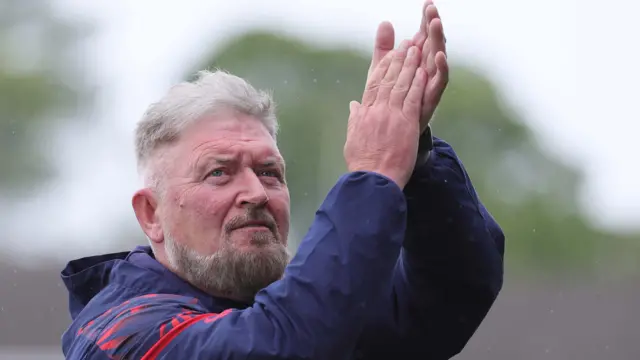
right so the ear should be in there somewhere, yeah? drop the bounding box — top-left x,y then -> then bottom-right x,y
132,188 -> 164,244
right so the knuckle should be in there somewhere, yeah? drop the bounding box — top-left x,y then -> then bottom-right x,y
401,109 -> 418,121
393,52 -> 407,61
379,58 -> 393,69
364,83 -> 380,92
371,103 -> 387,112
391,85 -> 409,94
403,62 -> 417,71
404,97 -> 421,108
388,99 -> 402,109
378,80 -> 395,89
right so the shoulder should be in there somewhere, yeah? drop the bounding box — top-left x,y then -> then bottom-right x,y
70,293 -> 230,359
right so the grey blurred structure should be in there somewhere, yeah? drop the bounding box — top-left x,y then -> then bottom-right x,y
2,263 -> 640,359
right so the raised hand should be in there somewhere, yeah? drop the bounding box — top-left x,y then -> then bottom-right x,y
367,1 -> 449,133
413,0 -> 448,132
344,45 -> 426,190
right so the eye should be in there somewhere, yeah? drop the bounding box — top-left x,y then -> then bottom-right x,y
257,169 -> 285,184
208,169 -> 226,177
257,169 -> 279,177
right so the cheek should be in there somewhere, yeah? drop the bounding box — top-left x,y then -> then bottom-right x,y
168,186 -> 231,236
268,189 -> 290,237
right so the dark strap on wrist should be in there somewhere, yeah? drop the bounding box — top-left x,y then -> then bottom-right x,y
416,125 -> 433,167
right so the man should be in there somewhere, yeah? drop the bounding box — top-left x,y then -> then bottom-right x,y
60,2 -> 504,359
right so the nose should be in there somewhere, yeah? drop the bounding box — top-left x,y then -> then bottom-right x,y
236,170 -> 268,208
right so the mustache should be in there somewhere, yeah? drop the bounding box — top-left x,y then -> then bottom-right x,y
224,209 -> 277,233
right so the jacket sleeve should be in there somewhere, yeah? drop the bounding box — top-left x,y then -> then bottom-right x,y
69,172 -> 409,360
357,137 -> 505,360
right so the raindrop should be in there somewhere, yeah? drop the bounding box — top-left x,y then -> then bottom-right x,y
283,80 -> 288,85
303,192 -> 308,196
532,228 -> 536,233
336,79 -> 341,84
13,269 -> 17,274
443,179 -> 448,183
12,131 -> 16,135
313,79 -> 317,83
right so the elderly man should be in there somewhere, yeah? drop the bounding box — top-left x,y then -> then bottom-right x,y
60,2 -> 504,359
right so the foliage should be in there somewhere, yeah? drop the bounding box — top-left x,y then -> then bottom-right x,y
186,30 -> 640,273
0,0 -> 94,196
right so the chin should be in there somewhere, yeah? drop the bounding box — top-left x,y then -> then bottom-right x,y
230,228 -> 280,248
234,239 -> 290,263
237,241 -> 286,256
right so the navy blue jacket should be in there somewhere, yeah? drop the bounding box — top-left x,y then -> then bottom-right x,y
60,138 -> 504,359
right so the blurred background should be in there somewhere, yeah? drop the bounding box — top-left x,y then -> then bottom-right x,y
1,0 -> 639,358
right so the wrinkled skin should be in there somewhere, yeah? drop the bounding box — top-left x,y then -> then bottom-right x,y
132,112 -> 291,302
368,0 -> 449,133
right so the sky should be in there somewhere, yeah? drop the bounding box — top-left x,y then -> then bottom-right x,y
6,0 -> 640,258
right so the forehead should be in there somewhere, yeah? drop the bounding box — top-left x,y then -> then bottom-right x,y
175,113 -> 282,164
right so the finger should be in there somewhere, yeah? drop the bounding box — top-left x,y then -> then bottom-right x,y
347,100 -> 360,128
420,5 -> 443,71
425,51 -> 449,108
403,68 -> 427,119
423,18 -> 446,80
368,22 -> 395,77
389,46 -> 421,109
429,16 -> 446,56
412,0 -> 433,48
376,40 -> 412,103
349,100 -> 360,114
362,50 -> 395,106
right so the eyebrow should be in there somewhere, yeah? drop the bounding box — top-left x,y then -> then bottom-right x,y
193,154 -> 286,175
193,155 -> 236,175
260,157 -> 286,171
212,157 -> 234,165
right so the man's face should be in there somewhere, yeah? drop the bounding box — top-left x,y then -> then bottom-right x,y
157,113 -> 290,301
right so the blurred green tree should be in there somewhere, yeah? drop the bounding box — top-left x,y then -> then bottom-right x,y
0,0 -> 94,196
187,31 -> 638,274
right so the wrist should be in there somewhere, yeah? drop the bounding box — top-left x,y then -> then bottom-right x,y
415,125 -> 433,167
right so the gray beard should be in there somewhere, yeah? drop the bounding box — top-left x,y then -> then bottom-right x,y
164,231 -> 290,303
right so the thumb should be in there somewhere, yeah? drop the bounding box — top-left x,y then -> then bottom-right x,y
349,100 -> 360,114
369,21 -> 395,75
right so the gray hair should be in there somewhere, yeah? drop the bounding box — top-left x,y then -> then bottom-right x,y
134,69 -> 278,188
